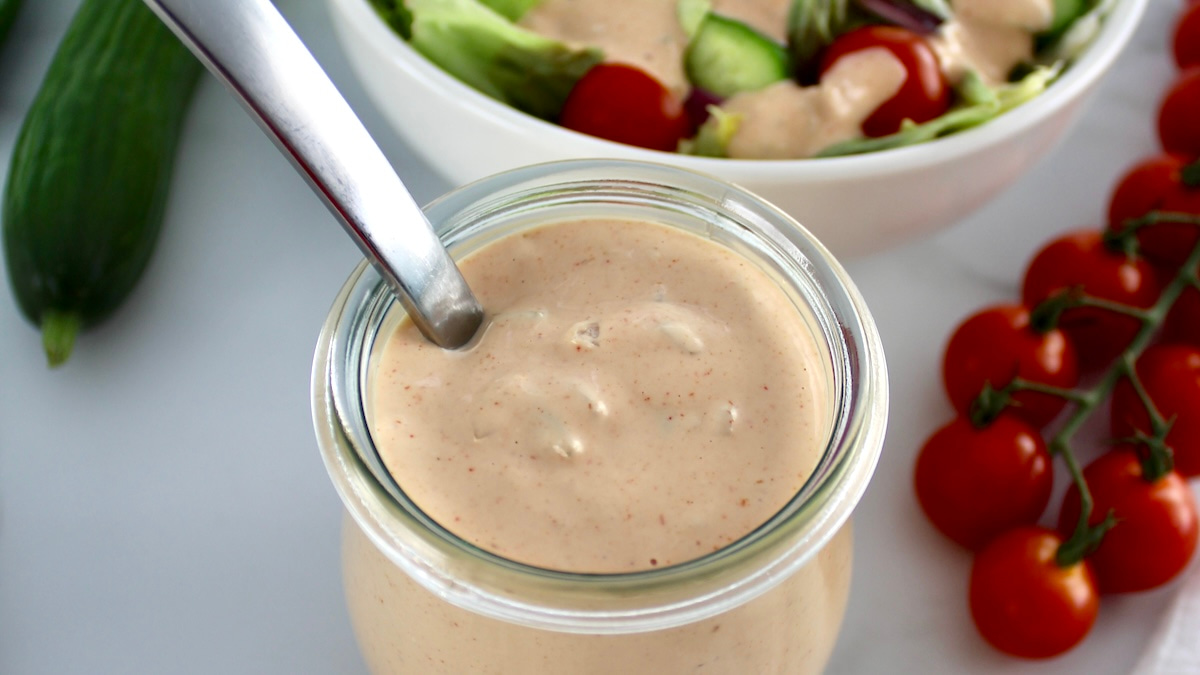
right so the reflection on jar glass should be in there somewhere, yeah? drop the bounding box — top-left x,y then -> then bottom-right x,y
312,159 -> 888,674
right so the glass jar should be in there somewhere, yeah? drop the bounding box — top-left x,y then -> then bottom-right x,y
312,159 -> 888,674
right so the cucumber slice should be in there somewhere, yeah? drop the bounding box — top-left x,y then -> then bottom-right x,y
677,0 -> 711,37
685,13 -> 789,98
1042,0 -> 1089,41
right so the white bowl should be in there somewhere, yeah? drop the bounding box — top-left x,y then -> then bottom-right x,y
326,0 -> 1149,257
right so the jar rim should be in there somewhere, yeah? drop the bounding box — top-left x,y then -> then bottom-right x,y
312,159 -> 888,633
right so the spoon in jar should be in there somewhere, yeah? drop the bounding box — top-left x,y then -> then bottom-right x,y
143,0 -> 484,349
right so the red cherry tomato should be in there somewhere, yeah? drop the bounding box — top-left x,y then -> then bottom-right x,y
818,25 -> 949,137
969,527 -> 1099,659
558,63 -> 690,152
1021,230 -> 1161,372
1164,286 -> 1200,345
1159,68 -> 1200,160
1111,344 -> 1200,477
1057,448 -> 1199,593
942,304 -> 1079,428
914,415 -> 1053,550
1175,4 -> 1200,70
1107,154 -> 1200,269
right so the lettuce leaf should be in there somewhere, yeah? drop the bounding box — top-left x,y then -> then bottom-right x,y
369,0 -> 601,120
816,66 -> 1060,157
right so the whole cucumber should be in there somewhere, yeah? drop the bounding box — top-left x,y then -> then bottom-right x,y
0,0 -> 22,47
3,0 -> 202,366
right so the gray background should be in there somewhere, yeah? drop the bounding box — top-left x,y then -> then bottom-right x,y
0,1 -> 1192,673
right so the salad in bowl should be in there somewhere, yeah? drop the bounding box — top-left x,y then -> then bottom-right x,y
366,0 -> 1110,158
327,0 -> 1145,256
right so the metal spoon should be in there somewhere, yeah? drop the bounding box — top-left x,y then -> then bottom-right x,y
143,0 -> 484,349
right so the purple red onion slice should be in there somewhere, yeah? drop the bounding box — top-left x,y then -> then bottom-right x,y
854,0 -> 944,34
684,87 -> 724,128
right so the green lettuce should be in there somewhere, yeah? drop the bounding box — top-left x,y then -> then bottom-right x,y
368,0 -> 601,120
681,107 -> 743,157
816,66 -> 1061,157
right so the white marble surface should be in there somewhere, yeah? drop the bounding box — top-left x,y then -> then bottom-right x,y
0,1 -> 1193,673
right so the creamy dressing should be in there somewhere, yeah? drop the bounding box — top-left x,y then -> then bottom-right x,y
369,218 -> 827,573
722,48 -> 907,159
931,18 -> 1035,86
353,215 -> 846,673
951,0 -> 1056,32
344,518 -> 853,674
519,0 -> 691,94
516,0 -> 1058,158
933,0 -> 1055,86
516,0 -> 795,94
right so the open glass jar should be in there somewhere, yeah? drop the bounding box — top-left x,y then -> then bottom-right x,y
312,159 -> 888,674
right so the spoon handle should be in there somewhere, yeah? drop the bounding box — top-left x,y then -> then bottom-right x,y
143,0 -> 483,349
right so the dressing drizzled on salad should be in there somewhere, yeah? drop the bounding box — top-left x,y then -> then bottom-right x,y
368,0 -> 1105,158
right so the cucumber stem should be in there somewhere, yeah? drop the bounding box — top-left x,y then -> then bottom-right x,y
41,310 -> 81,368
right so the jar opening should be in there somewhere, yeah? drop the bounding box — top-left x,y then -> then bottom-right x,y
313,160 -> 888,632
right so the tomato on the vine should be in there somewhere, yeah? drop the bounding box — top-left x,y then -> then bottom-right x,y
914,415 -> 1053,550
1057,448 -> 1199,593
918,3 -> 1200,661
969,527 -> 1099,659
1111,344 -> 1200,477
558,63 -> 691,152
941,304 -> 1079,428
818,25 -> 949,137
1021,230 -> 1161,372
1175,3 -> 1200,70
1107,154 -> 1200,269
1164,286 -> 1200,346
1158,68 -> 1200,160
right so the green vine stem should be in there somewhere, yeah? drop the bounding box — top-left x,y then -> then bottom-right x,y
972,210 -> 1200,566
1120,362 -> 1176,480
1182,159 -> 1200,188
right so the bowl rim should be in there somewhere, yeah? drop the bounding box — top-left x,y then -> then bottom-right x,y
330,0 -> 1150,181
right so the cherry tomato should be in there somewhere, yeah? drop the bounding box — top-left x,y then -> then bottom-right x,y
1057,448 -> 1199,593
818,26 -> 949,137
942,304 -> 1079,428
969,527 -> 1099,659
914,415 -> 1053,550
1175,4 -> 1200,70
1164,286 -> 1200,346
1158,68 -> 1200,160
1021,230 -> 1161,372
1107,154 -> 1200,269
558,63 -> 690,152
1111,344 -> 1200,477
